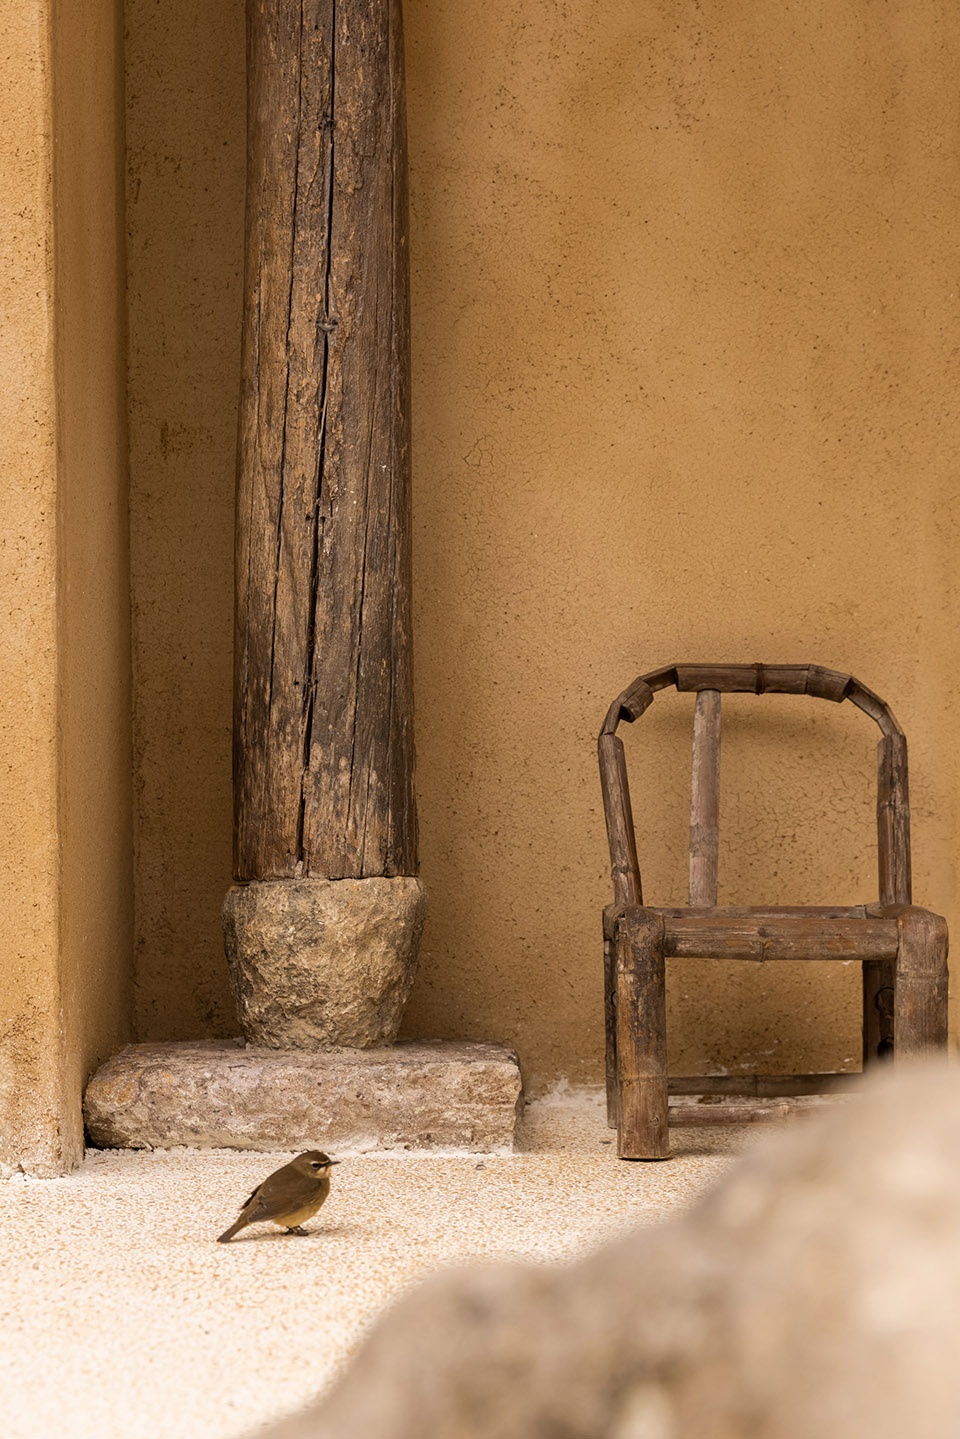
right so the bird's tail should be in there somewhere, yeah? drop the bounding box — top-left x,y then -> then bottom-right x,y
217,1215 -> 248,1244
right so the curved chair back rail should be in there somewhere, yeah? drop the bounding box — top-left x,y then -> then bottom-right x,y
598,663 -> 910,912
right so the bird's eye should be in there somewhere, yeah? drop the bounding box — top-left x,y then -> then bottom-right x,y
310,1161 -> 321,1169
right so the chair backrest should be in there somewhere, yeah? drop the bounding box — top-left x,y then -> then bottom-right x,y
598,663 -> 910,911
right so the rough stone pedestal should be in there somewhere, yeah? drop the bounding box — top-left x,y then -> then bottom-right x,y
83,1040 -> 522,1153
223,876 -> 427,1049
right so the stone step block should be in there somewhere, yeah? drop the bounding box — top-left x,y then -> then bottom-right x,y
84,1040 -> 523,1154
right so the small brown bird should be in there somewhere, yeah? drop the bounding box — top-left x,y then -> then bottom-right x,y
217,1150 -> 339,1243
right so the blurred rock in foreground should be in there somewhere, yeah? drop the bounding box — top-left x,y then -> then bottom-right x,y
259,1062 -> 960,1439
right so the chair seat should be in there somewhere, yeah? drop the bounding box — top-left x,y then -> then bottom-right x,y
648,904 -> 901,963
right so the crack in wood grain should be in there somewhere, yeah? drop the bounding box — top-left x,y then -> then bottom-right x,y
297,0 -> 337,867
235,0 -> 416,882
266,0 -> 308,837
348,341 -> 375,871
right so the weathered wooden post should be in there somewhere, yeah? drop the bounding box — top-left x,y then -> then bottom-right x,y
84,0 -> 523,1152
223,0 -> 426,1047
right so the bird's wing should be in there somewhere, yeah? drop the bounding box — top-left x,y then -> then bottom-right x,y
236,1183 -> 278,1223
252,1168 -> 322,1223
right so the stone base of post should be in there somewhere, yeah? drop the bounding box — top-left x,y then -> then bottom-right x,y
222,876 -> 427,1050
83,1040 -> 523,1154
83,874 -> 525,1154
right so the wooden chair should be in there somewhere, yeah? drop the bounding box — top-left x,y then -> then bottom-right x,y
599,663 -> 949,1160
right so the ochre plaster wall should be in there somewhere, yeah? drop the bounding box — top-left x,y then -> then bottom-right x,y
125,0 -> 960,1091
52,0 -> 133,1148
0,0 -> 130,1174
124,0 -> 243,1041
0,2 -> 64,1173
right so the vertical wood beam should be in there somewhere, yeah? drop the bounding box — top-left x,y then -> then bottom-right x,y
603,908 -> 620,1129
688,689 -> 721,907
234,0 -> 416,882
893,907 -> 948,1057
864,732 -> 911,1064
616,910 -> 670,1160
877,733 -> 911,906
598,732 -> 642,908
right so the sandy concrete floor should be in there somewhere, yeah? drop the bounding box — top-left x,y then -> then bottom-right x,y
1,1090 -> 754,1439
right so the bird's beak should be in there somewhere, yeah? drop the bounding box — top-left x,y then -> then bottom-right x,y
328,1159 -> 341,1165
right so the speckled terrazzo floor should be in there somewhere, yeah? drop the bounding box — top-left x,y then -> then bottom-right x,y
1,1089 -> 754,1439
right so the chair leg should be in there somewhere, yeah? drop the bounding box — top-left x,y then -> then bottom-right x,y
615,909 -> 670,1160
862,958 -> 896,1066
603,933 -> 620,1129
893,908 -> 949,1057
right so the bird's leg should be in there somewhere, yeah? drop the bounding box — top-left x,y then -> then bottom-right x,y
285,1225 -> 309,1235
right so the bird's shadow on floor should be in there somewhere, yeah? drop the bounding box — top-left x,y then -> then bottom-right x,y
222,1222 -> 358,1244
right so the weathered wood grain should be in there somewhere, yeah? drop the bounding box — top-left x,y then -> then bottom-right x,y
667,1096 -> 846,1125
234,0 -> 416,881
877,732 -> 911,906
662,913 -> 899,963
672,663 -> 851,700
668,1072 -> 858,1096
689,689 -> 721,906
598,733 -> 641,908
658,905 -> 870,919
845,677 -> 901,735
892,906 -> 949,1056
603,933 -> 619,1129
615,910 -> 669,1159
864,732 -> 911,1063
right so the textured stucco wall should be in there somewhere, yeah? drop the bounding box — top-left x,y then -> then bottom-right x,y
0,2 -> 64,1173
125,0 -> 960,1090
124,0 -> 243,1042
400,0 -> 960,1088
52,0 -> 133,1143
0,0 -> 130,1174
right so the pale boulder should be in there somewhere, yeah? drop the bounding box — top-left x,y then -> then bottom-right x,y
260,1062 -> 960,1439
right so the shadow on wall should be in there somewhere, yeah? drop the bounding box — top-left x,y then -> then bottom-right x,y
125,0 -> 245,1041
